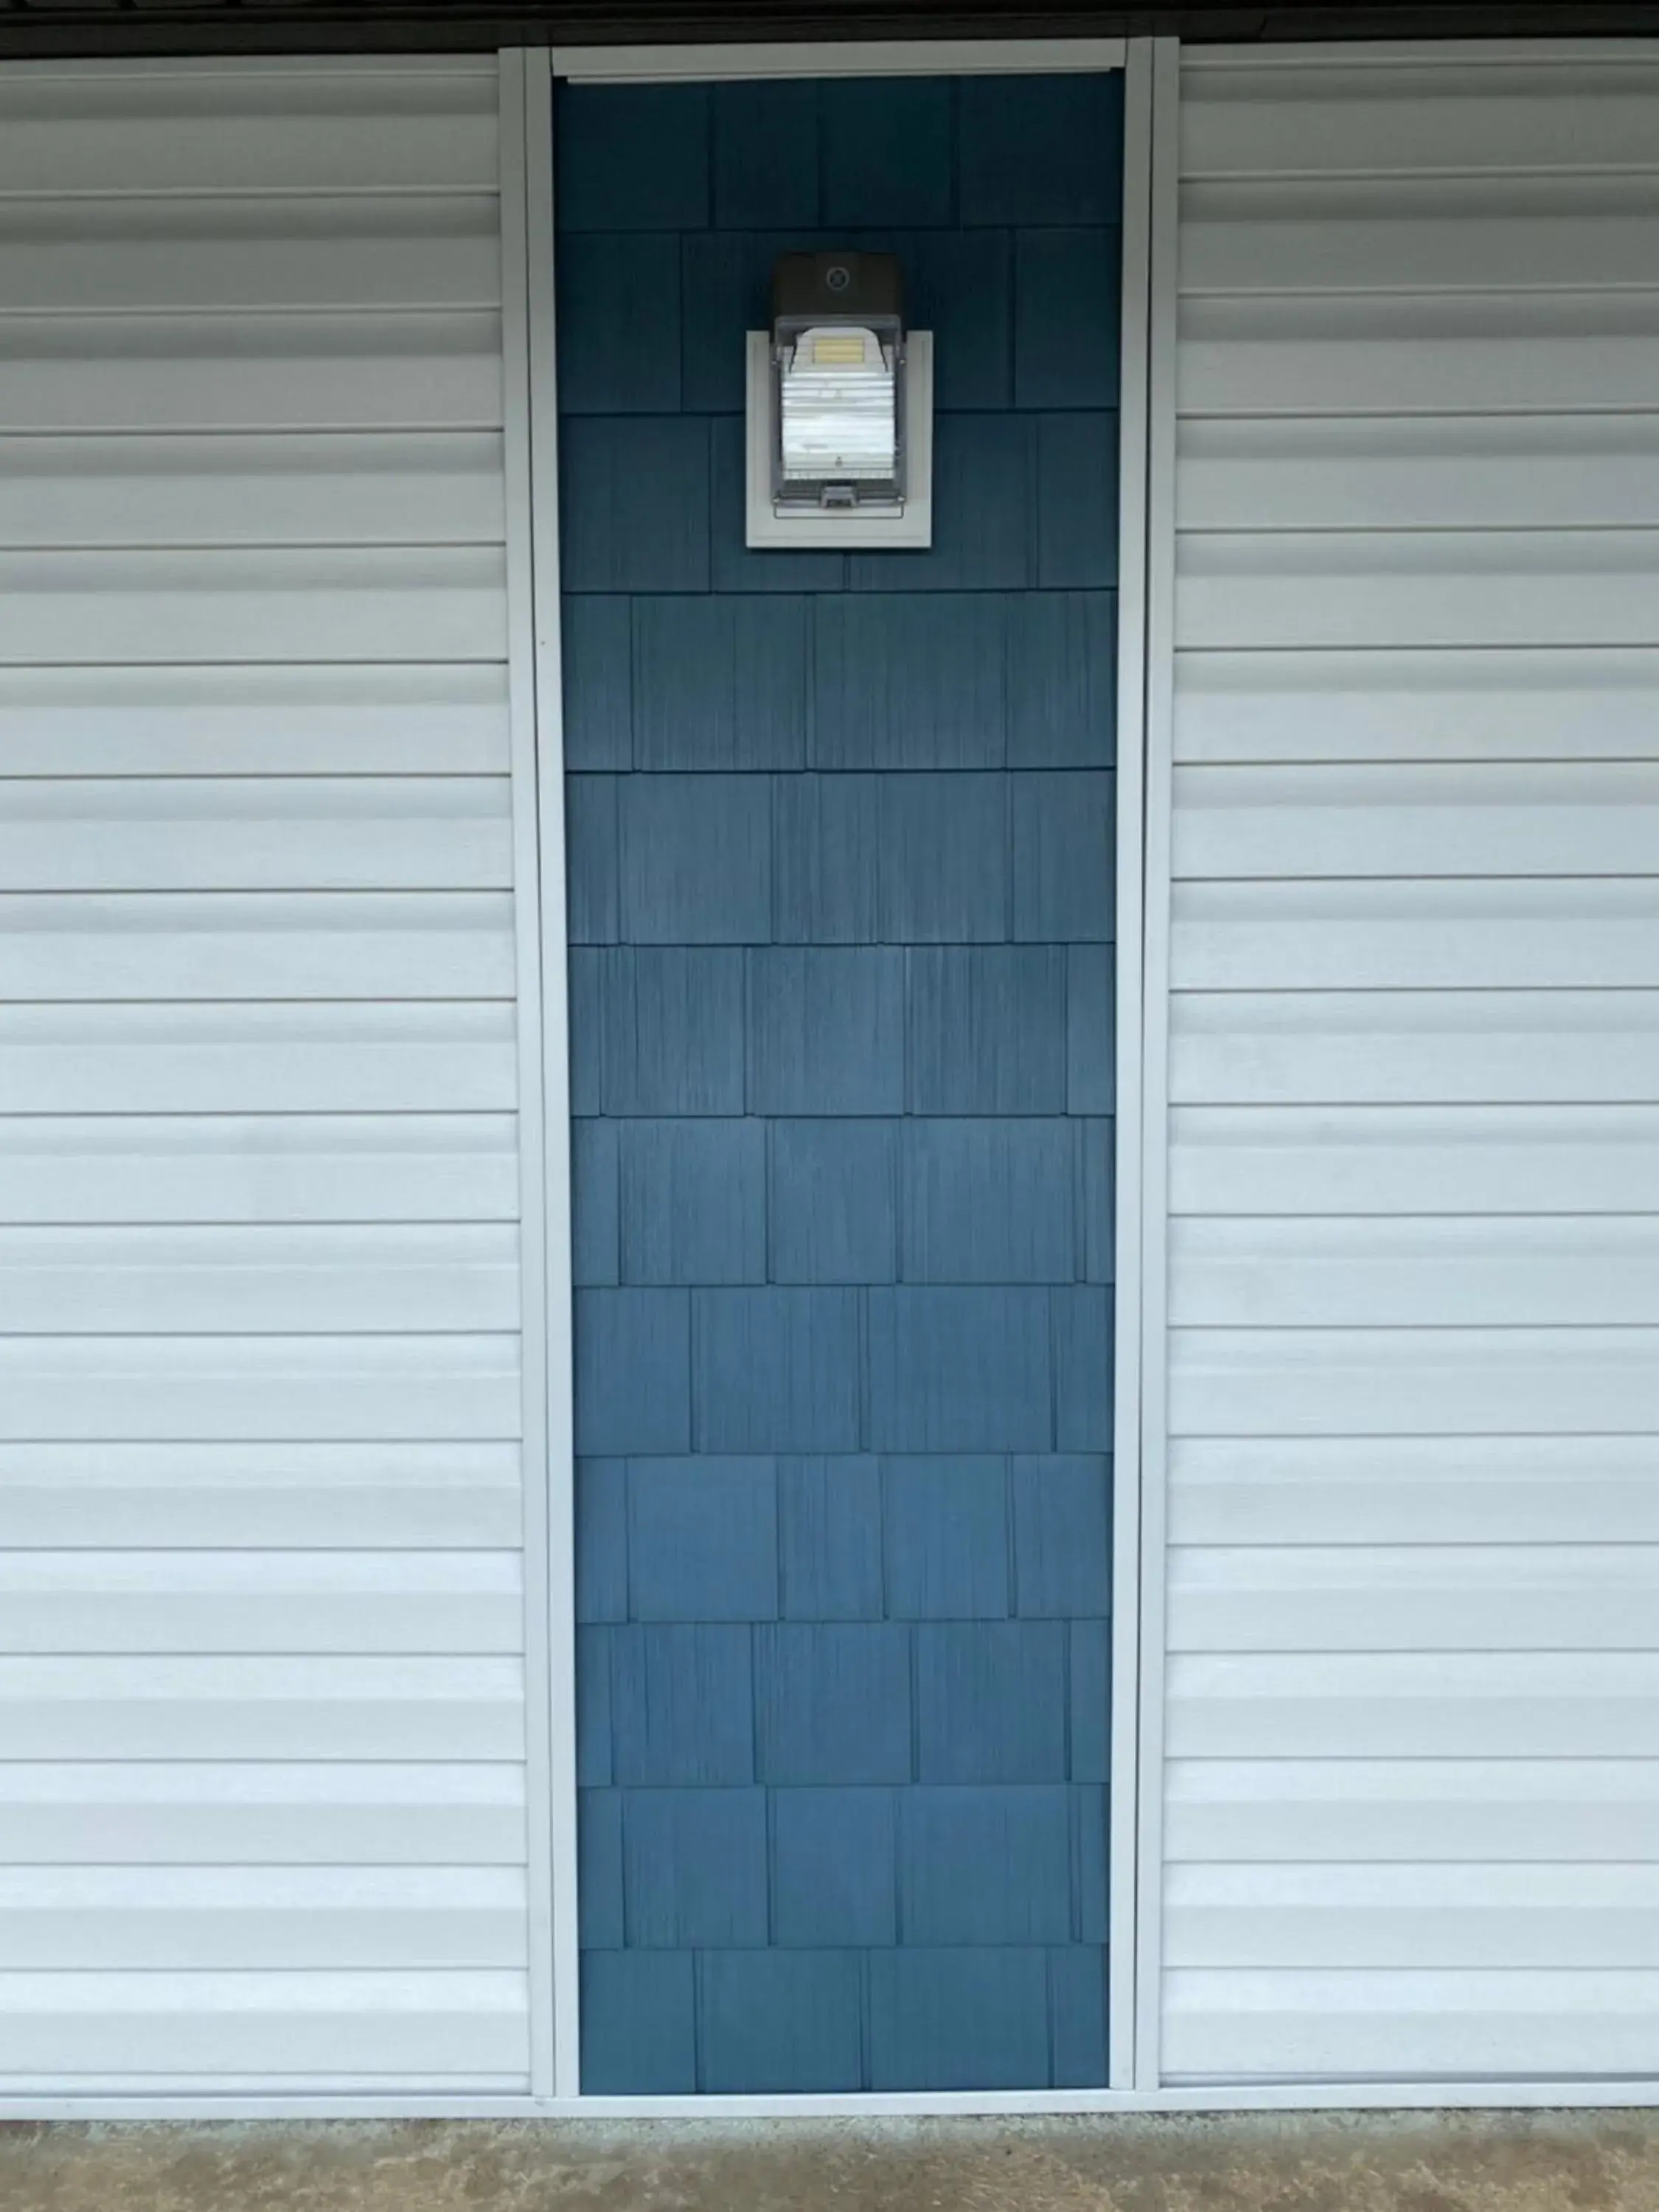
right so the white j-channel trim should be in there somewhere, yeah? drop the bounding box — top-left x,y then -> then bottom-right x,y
515,44 -> 582,2104
1107,33 -> 1155,2098
744,331 -> 933,551
552,38 -> 1127,82
12,2078 -> 1659,2118
1134,32 -> 1183,2098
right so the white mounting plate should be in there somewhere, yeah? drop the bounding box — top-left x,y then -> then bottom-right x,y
745,330 -> 934,549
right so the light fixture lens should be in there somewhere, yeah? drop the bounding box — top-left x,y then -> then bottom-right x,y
779,324 -> 898,484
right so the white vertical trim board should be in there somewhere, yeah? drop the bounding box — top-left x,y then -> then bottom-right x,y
497,45 -> 559,2105
1107,33 -> 1157,2098
1133,32 -> 1183,2098
518,46 -> 582,2104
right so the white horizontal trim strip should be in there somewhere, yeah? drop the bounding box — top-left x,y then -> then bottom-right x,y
552,38 -> 1124,81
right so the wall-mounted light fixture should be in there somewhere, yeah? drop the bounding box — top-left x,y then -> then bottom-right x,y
746,250 -> 933,550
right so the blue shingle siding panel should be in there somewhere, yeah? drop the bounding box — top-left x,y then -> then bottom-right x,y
1007,593 -> 1116,769
575,1458 -> 629,1624
1069,1618 -> 1112,1788
906,948 -> 1068,1116
898,1787 -> 1072,1946
1054,1284 -> 1115,1453
570,1119 -> 620,1287
901,1119 -> 1075,1284
878,773 -> 1009,945
580,1950 -> 698,2093
1015,230 -> 1123,412
560,597 -> 633,770
562,72 -> 1120,2092
633,595 -> 810,771
699,1950 -> 865,2093
916,1622 -> 1069,1784
849,416 -> 1032,594
622,1787 -> 769,1947
959,75 -> 1124,227
773,775 -> 882,946
620,1119 -> 766,1287
560,417 -> 711,594
747,949 -> 905,1117
1073,1786 -> 1109,1944
882,1457 -> 1010,1620
868,1287 -> 1053,1453
1012,1455 -> 1112,1621
1037,413 -> 1120,589
556,83 -> 712,233
573,1289 -> 690,1458
867,1948 -> 1051,2091
610,1624 -> 755,1787
619,773 -> 771,945
769,1119 -> 898,1285
599,949 -> 745,1117
777,1455 -> 884,1621
627,1457 -> 779,1623
755,1623 -> 914,1785
772,1786 -> 897,1947
1049,1945 -> 1110,2088
712,83 -> 823,229
557,233 -> 684,417
692,1287 -> 863,1453
820,78 -> 954,228
576,1625 -> 613,1787
565,776 -> 619,944
1012,772 -> 1116,945
813,596 -> 1006,771
578,1788 -> 625,1949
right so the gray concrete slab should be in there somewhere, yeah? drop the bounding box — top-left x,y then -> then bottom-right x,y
2,2114 -> 1659,2212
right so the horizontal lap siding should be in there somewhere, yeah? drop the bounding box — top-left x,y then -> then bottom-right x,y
0,60 -> 532,2094
1161,46 -> 1659,2086
558,72 -> 1121,2096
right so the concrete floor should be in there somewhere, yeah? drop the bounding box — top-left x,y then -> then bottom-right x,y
2,2114 -> 1659,2211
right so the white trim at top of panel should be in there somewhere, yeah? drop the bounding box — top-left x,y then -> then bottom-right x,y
553,38 -> 1124,82
1,57 -> 500,79
1187,38 -> 1659,69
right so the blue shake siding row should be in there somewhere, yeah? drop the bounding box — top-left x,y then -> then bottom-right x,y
559,72 -> 1121,2093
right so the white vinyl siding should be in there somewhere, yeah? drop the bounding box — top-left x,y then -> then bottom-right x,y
0,60 -> 537,2093
1158,45 -> 1659,2084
